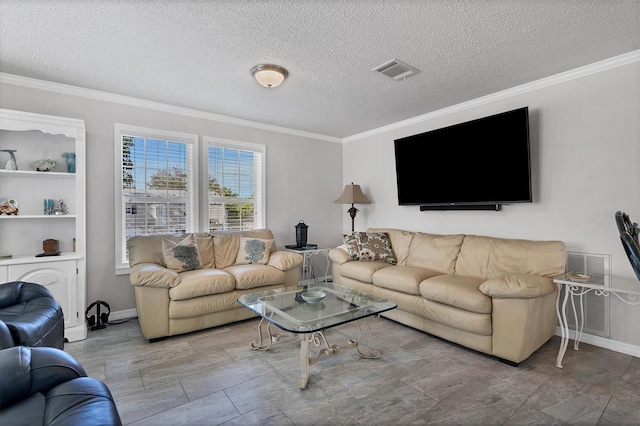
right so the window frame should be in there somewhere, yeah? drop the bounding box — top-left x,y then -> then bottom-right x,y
114,126 -> 266,274
114,123 -> 199,274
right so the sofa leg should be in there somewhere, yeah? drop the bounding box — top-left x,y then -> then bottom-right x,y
497,357 -> 520,367
149,337 -> 167,343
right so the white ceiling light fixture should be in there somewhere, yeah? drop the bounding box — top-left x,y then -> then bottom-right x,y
251,64 -> 288,88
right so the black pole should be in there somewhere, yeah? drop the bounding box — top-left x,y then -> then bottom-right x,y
347,204 -> 359,233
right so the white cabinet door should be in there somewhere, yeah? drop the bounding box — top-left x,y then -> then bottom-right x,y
8,260 -> 77,329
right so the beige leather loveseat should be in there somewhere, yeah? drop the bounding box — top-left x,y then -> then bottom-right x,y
127,229 -> 302,341
329,228 -> 566,365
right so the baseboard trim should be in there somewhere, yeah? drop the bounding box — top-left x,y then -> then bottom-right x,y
555,327 -> 640,358
109,308 -> 138,322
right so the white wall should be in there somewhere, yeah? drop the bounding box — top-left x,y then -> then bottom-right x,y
341,59 -> 640,347
0,81 -> 344,313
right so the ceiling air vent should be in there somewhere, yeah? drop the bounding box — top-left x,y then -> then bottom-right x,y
372,58 -> 419,80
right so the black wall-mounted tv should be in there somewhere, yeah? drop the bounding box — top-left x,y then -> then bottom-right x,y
394,106 -> 532,210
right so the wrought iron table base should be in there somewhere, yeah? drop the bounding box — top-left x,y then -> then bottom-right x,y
249,316 -> 380,389
555,281 -> 640,368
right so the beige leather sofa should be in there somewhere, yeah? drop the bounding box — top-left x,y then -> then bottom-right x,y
127,229 -> 302,341
329,228 -> 566,365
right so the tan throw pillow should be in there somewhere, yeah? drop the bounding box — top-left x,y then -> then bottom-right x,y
162,234 -> 203,272
359,232 -> 396,264
235,237 -> 273,265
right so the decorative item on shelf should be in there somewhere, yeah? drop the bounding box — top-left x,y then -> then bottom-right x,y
32,159 -> 56,172
36,238 -> 60,257
334,182 -> 371,232
0,149 -> 18,170
0,197 -> 19,215
295,220 -> 308,247
44,198 -> 55,215
61,152 -> 76,173
54,199 -> 68,215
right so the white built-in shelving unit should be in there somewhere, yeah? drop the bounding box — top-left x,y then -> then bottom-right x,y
0,108 -> 86,342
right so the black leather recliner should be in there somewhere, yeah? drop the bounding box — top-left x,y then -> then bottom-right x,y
0,281 -> 65,349
0,345 -> 123,425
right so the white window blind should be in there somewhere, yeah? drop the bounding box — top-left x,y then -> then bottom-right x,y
114,124 -> 198,272
206,138 -> 265,232
124,136 -> 193,236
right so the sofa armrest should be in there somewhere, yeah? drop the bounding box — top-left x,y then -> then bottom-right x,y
0,346 -> 86,408
129,263 -> 181,288
328,247 -> 349,265
479,273 -> 556,299
267,251 -> 303,271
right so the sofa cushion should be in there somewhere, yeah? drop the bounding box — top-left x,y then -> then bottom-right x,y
224,265 -> 285,290
340,261 -> 393,284
127,233 -> 213,268
419,275 -> 490,314
169,293 -> 239,319
213,229 -> 275,269
368,228 -> 415,265
406,233 -> 465,274
195,234 -> 215,269
169,269 -> 235,301
372,266 -> 438,295
235,237 -> 273,265
416,298 -> 492,336
455,235 -> 567,280
162,234 -> 203,272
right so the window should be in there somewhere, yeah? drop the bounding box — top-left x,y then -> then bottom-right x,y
205,137 -> 265,232
115,125 -> 265,273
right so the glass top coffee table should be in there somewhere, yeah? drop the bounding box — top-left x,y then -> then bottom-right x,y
238,283 -> 397,389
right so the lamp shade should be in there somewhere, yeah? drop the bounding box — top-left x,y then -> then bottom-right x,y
251,64 -> 288,88
334,183 -> 371,205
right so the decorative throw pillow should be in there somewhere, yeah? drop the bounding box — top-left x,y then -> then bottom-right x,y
358,232 -> 396,264
235,237 -> 273,265
162,234 -> 203,272
342,233 -> 362,260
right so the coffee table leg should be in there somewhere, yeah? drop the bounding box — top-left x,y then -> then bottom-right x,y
353,317 -> 381,359
250,317 -> 283,351
299,334 -> 310,389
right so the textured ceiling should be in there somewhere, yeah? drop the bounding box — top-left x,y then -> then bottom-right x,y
0,1 -> 639,139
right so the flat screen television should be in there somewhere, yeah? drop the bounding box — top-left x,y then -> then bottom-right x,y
394,106 -> 532,210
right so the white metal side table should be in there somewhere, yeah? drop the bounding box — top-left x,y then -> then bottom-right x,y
284,247 -> 330,282
553,274 -> 640,368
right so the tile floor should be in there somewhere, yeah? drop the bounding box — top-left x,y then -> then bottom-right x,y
64,317 -> 639,425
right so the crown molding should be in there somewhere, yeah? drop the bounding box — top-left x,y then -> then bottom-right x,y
344,50 -> 640,143
0,73 -> 342,144
2,49 -> 637,145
